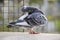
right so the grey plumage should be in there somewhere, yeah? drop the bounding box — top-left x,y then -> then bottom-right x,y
7,6 -> 47,28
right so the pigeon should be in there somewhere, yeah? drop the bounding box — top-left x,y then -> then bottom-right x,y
7,6 -> 47,34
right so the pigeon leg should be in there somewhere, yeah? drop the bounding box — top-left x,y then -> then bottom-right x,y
27,27 -> 40,34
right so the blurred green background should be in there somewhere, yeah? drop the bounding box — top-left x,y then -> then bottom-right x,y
0,0 -> 60,33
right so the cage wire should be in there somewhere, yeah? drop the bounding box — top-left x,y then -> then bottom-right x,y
0,0 -> 25,32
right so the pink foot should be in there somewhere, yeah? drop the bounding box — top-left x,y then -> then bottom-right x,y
29,31 -> 40,34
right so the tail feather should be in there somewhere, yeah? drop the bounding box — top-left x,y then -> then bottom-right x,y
7,22 -> 16,28
7,20 -> 30,28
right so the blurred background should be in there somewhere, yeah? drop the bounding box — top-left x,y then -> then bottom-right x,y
0,0 -> 60,33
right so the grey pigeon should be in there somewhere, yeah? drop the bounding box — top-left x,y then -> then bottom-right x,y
7,6 -> 47,34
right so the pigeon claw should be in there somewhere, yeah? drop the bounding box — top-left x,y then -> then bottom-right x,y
29,31 -> 40,34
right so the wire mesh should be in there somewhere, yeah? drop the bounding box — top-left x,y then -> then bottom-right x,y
0,0 -> 25,32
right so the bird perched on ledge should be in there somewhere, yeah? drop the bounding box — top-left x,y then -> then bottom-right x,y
7,6 -> 47,34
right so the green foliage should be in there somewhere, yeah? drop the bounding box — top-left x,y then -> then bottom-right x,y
47,16 -> 54,21
57,0 -> 60,4
29,0 -> 43,4
0,14 -> 3,20
57,0 -> 60,3
0,25 -> 24,32
0,25 -> 18,32
55,19 -> 60,32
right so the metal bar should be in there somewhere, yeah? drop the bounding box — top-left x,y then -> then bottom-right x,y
3,0 -> 4,31
8,0 -> 9,32
13,0 -> 15,32
17,0 -> 19,32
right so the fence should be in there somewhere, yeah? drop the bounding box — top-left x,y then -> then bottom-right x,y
0,0 -> 26,32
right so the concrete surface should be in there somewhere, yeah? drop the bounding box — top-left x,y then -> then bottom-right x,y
0,32 -> 60,40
